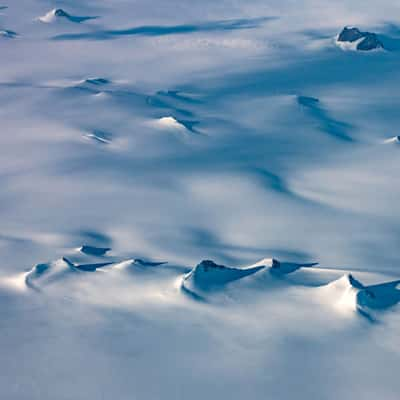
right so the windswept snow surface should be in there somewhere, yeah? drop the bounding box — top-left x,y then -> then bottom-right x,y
1,1 -> 400,399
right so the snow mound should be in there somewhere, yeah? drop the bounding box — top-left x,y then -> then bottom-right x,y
383,135 -> 400,144
38,9 -> 97,23
39,9 -> 70,23
1,258 -> 78,291
336,27 -> 384,51
320,273 -> 400,318
321,273 -> 364,313
23,256 -> 117,289
182,259 -> 264,290
153,116 -> 187,131
24,258 -> 76,289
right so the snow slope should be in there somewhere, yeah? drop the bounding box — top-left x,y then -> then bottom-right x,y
1,0 -> 400,399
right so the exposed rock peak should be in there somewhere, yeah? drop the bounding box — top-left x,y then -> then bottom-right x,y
338,27 -> 364,42
196,259 -> 226,271
337,27 -> 384,51
54,8 -> 69,17
347,273 -> 364,289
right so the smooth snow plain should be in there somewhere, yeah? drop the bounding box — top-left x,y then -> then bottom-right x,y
1,1 -> 400,399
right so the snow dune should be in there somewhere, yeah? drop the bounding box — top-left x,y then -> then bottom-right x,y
320,273 -> 365,313
320,273 -> 400,319
24,258 -> 76,290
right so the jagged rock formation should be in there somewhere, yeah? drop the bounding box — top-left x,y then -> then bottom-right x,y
183,259 -> 264,289
337,27 -> 384,51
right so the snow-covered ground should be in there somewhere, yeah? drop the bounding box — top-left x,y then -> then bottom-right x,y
1,1 -> 400,399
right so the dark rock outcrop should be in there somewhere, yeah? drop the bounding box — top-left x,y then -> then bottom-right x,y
54,9 -> 69,18
337,27 -> 384,51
